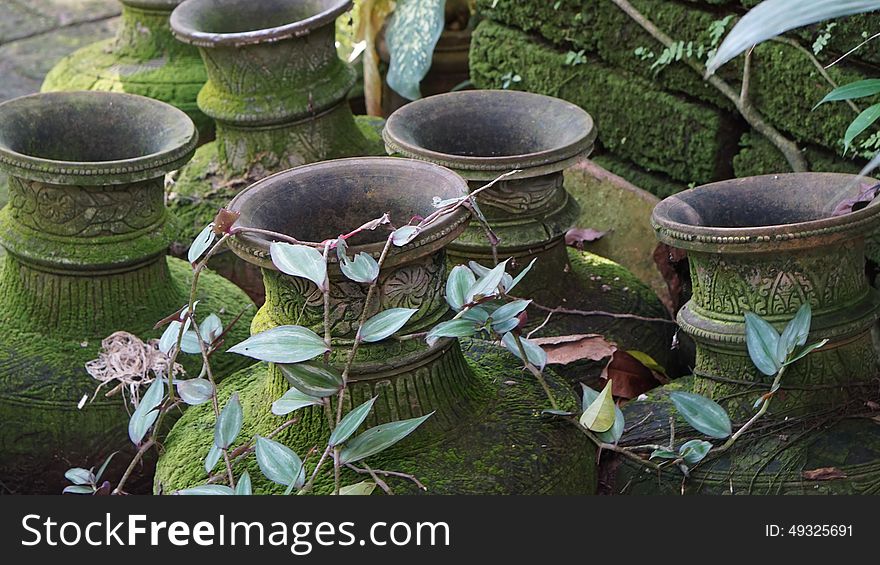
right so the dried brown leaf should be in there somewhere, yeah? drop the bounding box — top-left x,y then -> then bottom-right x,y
601,350 -> 663,399
531,334 -> 617,365
802,467 -> 847,481
565,227 -> 607,250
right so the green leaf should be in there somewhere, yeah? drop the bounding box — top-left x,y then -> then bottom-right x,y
542,409 -> 576,417
228,325 -> 329,363
385,0 -> 446,100
215,393 -> 243,449
279,361 -> 343,398
391,225 -> 421,246
235,471 -> 252,495
205,444 -> 221,474
815,79 -> 880,108
579,380 -> 616,433
784,339 -> 829,366
650,449 -> 678,460
63,485 -> 95,495
669,391 -> 732,439
777,303 -> 812,362
461,306 -> 490,324
176,378 -> 214,406
334,481 -> 377,495
501,332 -> 547,371
176,485 -> 234,495
128,377 -> 164,445
359,308 -> 418,343
270,242 -> 328,291
65,467 -> 94,486
426,319 -> 478,346
339,413 -> 433,464
492,300 -> 531,323
271,387 -> 324,415
446,265 -> 476,310
845,103 -> 880,150
200,313 -> 223,344
255,436 -> 305,489
330,397 -> 377,446
744,311 -> 781,376
678,439 -> 713,465
158,319 -> 188,355
506,258 -> 537,293
491,317 -> 520,334
707,0 -> 880,75
179,330 -> 201,354
337,238 -> 380,283
466,259 -> 510,303
188,224 -> 215,264
94,452 -> 117,483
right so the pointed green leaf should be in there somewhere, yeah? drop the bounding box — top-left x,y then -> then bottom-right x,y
271,387 -> 324,415
466,260 -> 510,303
94,452 -> 117,483
179,330 -> 201,354
215,393 -> 243,449
501,332 -> 547,371
845,103 -> 880,150
446,265 -> 476,311
63,485 -> 95,495
177,485 -> 234,495
650,449 -> 678,460
777,303 -> 812,362
279,361 -> 343,398
255,436 -> 305,488
815,79 -> 880,108
159,319 -> 187,355
579,380 -> 616,433
177,378 -> 214,406
461,306 -> 490,324
679,439 -> 713,465
385,0 -> 446,100
205,444 -> 221,474
200,313 -> 223,344
337,237 -> 380,283
784,339 -> 829,366
188,224 -> 216,264
359,308 -> 418,343
426,319 -> 478,346
744,311 -> 781,376
391,225 -> 421,246
506,258 -> 537,293
330,397 -> 377,446
492,300 -> 531,324
235,471 -> 252,495
491,317 -> 520,334
65,467 -> 94,486
270,242 -> 328,291
228,325 -> 329,363
339,413 -> 433,464
128,378 -> 164,445
669,391 -> 732,439
334,481 -> 377,495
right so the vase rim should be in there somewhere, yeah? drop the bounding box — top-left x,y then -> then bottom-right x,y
0,91 -> 197,185
121,0 -> 183,10
171,0 -> 351,47
227,157 -> 470,271
652,173 -> 880,252
383,90 -> 596,179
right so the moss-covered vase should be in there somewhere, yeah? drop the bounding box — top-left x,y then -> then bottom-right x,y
0,92 -> 254,494
166,0 -> 385,253
611,173 -> 880,494
155,157 -> 596,495
41,0 -> 211,138
383,90 -> 677,382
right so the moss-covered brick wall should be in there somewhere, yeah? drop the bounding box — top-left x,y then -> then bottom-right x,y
471,20 -> 740,184
473,0 -> 876,196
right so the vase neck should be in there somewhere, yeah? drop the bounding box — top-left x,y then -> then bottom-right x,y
0,174 -> 177,337
115,3 -> 194,60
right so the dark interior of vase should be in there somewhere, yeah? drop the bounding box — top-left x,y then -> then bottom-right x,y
175,0 -> 342,34
662,174 -> 878,228
233,160 -> 466,245
0,92 -> 192,163
388,91 -> 589,158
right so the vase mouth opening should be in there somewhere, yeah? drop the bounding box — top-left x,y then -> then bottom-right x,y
652,173 -> 880,250
383,90 -> 595,176
171,0 -> 351,47
227,157 -> 470,268
0,92 -> 197,184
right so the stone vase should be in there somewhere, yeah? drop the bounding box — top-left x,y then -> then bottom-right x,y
383,90 -> 678,383
167,0 -> 385,258
41,0 -> 211,138
155,157 -> 595,495
0,92 -> 254,494
612,173 -> 880,494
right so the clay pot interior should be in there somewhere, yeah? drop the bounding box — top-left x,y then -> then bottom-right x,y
172,0 -> 350,39
0,92 -> 194,165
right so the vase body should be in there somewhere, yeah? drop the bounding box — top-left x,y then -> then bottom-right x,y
167,0 -> 385,259
155,157 -> 596,494
0,92 -> 254,494
41,0 -> 211,138
383,90 -> 678,383
611,173 -> 880,494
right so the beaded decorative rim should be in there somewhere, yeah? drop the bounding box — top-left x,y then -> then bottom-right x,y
171,0 -> 351,47
0,92 -> 197,185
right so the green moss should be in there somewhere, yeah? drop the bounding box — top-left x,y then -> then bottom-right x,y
470,19 -> 738,184
0,256 -> 255,494
156,339 -> 597,495
732,131 -> 864,177
590,153 -> 687,198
